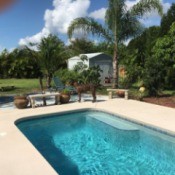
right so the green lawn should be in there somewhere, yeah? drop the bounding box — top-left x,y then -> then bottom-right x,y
1,78 -> 175,97
0,79 -> 41,95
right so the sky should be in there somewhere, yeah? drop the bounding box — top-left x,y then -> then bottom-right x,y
0,0 -> 174,52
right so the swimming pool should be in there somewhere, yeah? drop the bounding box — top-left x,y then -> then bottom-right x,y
16,110 -> 175,175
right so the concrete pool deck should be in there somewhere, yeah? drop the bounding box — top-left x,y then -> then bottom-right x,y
0,98 -> 175,175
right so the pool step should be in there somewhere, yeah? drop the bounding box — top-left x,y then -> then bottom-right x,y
90,114 -> 138,131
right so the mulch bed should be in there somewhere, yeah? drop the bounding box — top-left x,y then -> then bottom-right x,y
143,96 -> 175,108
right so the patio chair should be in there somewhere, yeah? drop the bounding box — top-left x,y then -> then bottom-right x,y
53,77 -> 77,94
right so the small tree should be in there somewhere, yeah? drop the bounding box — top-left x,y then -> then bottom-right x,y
26,34 -> 69,89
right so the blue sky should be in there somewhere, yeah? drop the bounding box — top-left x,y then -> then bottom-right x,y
0,0 -> 174,51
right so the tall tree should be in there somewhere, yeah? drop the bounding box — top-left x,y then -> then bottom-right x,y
68,0 -> 163,88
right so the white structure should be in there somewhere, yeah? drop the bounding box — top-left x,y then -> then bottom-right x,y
68,53 -> 113,83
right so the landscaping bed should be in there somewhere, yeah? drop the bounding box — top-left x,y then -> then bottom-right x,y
143,96 -> 175,108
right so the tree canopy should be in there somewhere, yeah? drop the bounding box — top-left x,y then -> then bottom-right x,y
68,0 -> 163,88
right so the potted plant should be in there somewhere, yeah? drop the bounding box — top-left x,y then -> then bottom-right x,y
116,90 -> 125,97
14,94 -> 29,109
60,89 -> 70,104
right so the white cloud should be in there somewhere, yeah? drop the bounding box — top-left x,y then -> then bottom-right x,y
89,7 -> 106,20
18,0 -> 172,47
126,0 -> 139,10
19,0 -> 90,46
126,0 -> 170,13
19,28 -> 50,46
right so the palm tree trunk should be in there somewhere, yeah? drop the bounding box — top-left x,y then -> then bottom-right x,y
39,76 -> 46,106
46,74 -> 52,88
112,43 -> 118,88
112,17 -> 118,89
39,76 -> 44,91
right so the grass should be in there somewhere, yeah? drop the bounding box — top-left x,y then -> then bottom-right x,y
1,78 -> 175,97
0,79 -> 41,95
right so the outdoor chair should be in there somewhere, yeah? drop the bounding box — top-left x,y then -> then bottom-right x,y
52,77 -> 77,94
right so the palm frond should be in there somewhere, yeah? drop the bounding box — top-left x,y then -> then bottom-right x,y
105,0 -> 126,32
131,0 -> 163,17
118,12 -> 144,42
68,17 -> 112,41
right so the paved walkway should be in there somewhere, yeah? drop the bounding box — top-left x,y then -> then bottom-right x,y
0,99 -> 175,175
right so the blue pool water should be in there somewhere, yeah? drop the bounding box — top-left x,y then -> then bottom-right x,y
16,111 -> 175,175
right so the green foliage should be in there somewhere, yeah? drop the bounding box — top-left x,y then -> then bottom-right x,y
131,0 -> 163,17
142,22 -> 175,95
123,26 -> 161,84
73,62 -> 88,72
118,77 -> 132,89
61,89 -> 70,95
36,34 -> 68,76
68,17 -> 111,41
0,48 -> 40,78
69,38 -> 96,54
160,3 -> 175,36
143,56 -> 164,96
56,64 -> 102,86
68,0 -> 162,88
151,22 -> 175,89
55,69 -> 80,84
26,34 -> 70,87
80,66 -> 102,85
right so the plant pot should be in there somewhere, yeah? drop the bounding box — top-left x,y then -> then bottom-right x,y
116,91 -> 125,98
60,94 -> 70,104
14,96 -> 29,109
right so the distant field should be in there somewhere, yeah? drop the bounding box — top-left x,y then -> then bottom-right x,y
0,79 -> 41,95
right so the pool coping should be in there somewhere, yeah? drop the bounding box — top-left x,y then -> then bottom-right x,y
1,98 -> 175,175
15,107 -> 175,137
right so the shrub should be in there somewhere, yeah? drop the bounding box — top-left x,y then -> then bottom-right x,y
55,69 -> 80,84
118,77 -> 132,89
61,89 -> 70,95
143,57 -> 164,96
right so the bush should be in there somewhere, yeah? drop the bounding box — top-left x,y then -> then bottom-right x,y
55,65 -> 102,87
118,77 -> 132,89
143,56 -> 164,96
54,69 -> 80,84
80,66 -> 102,85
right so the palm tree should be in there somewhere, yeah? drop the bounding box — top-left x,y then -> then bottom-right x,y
68,0 -> 163,88
26,34 -> 69,89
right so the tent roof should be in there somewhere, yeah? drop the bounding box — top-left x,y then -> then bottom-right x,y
69,52 -> 103,60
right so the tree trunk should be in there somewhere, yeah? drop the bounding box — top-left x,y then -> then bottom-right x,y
39,76 -> 46,106
112,21 -> 118,89
46,74 -> 52,88
112,44 -> 118,88
39,76 -> 44,91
